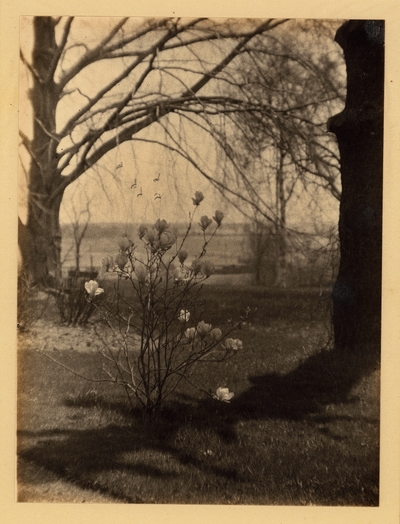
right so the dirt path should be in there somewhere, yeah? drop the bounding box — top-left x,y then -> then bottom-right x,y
18,316 -> 143,359
18,319 -> 107,353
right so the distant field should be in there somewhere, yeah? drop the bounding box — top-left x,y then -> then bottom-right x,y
61,223 -> 250,272
60,222 -> 337,287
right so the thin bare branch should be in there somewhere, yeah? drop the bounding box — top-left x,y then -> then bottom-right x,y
20,49 -> 40,81
57,18 -> 129,90
47,17 -> 74,81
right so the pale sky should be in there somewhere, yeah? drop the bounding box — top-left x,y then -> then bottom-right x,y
19,16 -> 342,231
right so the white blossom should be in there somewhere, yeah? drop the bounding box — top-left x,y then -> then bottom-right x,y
224,338 -> 243,351
84,280 -> 104,299
178,309 -> 190,322
213,387 -> 234,403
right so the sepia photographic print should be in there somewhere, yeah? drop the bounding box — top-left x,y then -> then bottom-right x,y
2,1 -> 399,523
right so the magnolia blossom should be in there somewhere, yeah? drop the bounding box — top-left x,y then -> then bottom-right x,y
173,267 -> 184,281
101,255 -> 114,273
159,231 -> 176,249
178,250 -> 188,264
145,227 -> 157,244
84,280 -> 104,299
192,191 -> 204,206
174,267 -> 190,283
119,235 -> 132,252
115,253 -> 128,270
138,224 -> 147,239
185,327 -> 196,341
224,338 -> 243,351
154,218 -> 169,233
178,309 -> 190,322
213,210 -> 224,226
210,328 -> 222,341
135,264 -> 147,283
202,260 -> 215,278
213,387 -> 234,403
199,215 -> 213,231
191,258 -> 203,276
197,320 -> 212,336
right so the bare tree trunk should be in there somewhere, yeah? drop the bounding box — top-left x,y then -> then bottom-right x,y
75,241 -> 81,273
328,20 -> 384,356
19,196 -> 63,285
249,221 -> 266,285
19,17 -> 63,285
274,150 -> 287,288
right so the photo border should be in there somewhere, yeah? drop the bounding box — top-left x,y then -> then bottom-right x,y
1,1 -> 399,522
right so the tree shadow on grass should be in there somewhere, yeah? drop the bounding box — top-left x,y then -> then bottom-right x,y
17,398 -> 242,502
230,346 -> 380,421
18,425 -> 177,503
18,347 -> 379,503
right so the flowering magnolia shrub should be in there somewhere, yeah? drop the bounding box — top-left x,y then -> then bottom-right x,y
85,192 -> 250,415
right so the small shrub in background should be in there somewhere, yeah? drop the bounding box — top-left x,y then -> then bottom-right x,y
17,271 -> 52,330
56,275 -> 100,326
86,193 -> 250,416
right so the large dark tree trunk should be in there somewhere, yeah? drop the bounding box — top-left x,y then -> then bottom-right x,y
328,20 -> 384,357
19,17 -> 64,285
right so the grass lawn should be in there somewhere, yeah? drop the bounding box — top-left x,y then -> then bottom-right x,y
17,284 -> 380,504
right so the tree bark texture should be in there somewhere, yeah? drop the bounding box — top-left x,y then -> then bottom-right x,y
328,20 -> 384,356
19,17 -> 63,285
